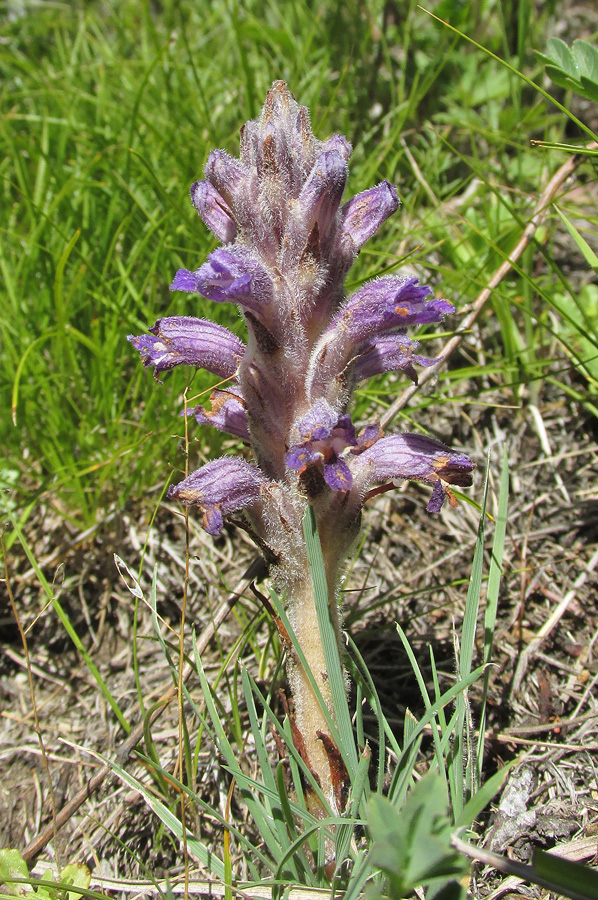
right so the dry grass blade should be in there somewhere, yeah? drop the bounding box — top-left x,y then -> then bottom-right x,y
452,834 -> 598,900
20,556 -> 265,863
511,546 -> 598,692
32,861 -> 333,900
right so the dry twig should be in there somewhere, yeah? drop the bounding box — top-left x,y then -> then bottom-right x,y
381,142 -> 598,428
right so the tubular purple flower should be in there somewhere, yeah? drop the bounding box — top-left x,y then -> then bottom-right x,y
186,385 -> 250,442
357,433 -> 474,512
319,133 -> 352,161
350,333 -> 439,384
171,247 -> 274,313
190,180 -> 237,244
338,275 -> 454,340
295,150 -> 348,238
340,181 -> 400,251
290,400 -> 357,446
307,276 -> 453,398
167,457 -> 267,536
204,149 -> 251,208
286,401 -> 358,491
259,118 -> 291,182
127,317 -> 245,378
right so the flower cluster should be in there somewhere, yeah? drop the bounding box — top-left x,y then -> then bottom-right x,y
129,82 -> 473,809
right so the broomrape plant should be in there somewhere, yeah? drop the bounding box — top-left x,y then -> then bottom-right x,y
129,82 -> 473,813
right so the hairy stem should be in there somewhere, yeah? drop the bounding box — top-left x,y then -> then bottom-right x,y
285,562 -> 344,812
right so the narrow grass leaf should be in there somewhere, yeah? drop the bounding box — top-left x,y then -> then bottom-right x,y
242,667 -> 330,814
553,206 -> 598,273
241,668 -> 313,878
532,848 -> 598,900
92,752 -> 226,879
345,638 -> 401,793
477,447 -> 509,772
190,632 -> 290,869
303,505 -> 358,775
1,499 -> 130,733
274,763 -> 315,884
11,331 -> 57,426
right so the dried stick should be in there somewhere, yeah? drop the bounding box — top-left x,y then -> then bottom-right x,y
380,142 -> 598,429
511,545 -> 598,692
21,555 -> 266,863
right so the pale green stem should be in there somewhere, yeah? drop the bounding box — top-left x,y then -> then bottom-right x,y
285,565 -> 343,812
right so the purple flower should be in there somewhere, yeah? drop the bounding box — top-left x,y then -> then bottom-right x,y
204,149 -> 250,203
171,246 -> 274,314
356,433 -> 474,513
307,275 -> 452,401
350,333 -> 439,385
167,457 -> 266,536
286,401 -> 357,491
186,385 -> 250,442
190,180 -> 237,244
333,275 -> 453,343
340,181 -> 400,252
128,317 -> 245,378
294,151 -> 348,238
319,133 -> 352,161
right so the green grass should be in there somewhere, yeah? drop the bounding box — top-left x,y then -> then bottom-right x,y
2,0 -> 598,897
2,0 -> 596,527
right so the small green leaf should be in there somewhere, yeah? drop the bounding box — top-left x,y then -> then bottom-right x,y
59,863 -> 91,900
579,75 -> 598,102
0,849 -> 29,897
546,37 -> 577,77
544,65 -> 579,93
35,887 -> 57,900
572,40 -> 598,83
367,775 -> 470,900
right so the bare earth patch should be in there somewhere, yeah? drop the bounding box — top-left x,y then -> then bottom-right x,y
2,354 -> 598,897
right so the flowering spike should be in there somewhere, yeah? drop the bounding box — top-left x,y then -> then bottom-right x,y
130,82 -> 474,810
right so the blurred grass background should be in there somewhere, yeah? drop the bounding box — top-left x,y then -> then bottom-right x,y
1,0 -> 596,529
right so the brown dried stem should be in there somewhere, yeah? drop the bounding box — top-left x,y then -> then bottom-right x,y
381,142 -> 598,429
